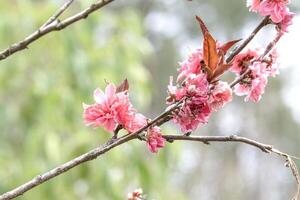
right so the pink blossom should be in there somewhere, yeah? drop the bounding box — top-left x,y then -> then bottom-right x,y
233,62 -> 269,103
167,76 -> 186,103
209,81 -> 233,111
83,84 -> 118,131
231,49 -> 259,75
146,126 -> 165,153
279,9 -> 295,33
127,188 -> 143,200
245,76 -> 268,102
83,103 -> 115,131
264,49 -> 280,77
173,98 -> 211,133
83,83 -> 147,133
247,0 -> 261,12
258,0 -> 289,23
177,49 -> 203,81
126,113 -> 147,133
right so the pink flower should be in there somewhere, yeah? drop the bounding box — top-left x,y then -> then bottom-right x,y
178,49 -> 203,81
233,62 -> 269,103
247,0 -> 261,12
126,113 -> 147,133
146,126 -> 165,153
258,0 -> 289,23
83,84 -> 118,131
279,9 -> 295,33
264,49 -> 280,77
231,49 -> 259,75
127,188 -> 143,200
167,76 -> 186,104
246,76 -> 268,102
209,81 -> 233,111
83,83 -> 147,133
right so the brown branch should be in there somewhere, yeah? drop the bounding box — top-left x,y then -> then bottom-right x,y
226,16 -> 271,64
41,0 -> 75,28
229,30 -> 282,89
0,0 -> 115,62
0,99 -> 182,200
163,134 -> 300,199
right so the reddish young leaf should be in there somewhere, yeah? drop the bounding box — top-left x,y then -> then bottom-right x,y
219,39 -> 242,54
203,32 -> 218,74
195,16 -> 209,36
116,78 -> 129,93
196,16 -> 219,77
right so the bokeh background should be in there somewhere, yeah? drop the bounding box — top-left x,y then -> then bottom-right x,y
0,0 -> 299,199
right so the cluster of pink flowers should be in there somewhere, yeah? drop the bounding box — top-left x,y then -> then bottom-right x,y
167,49 -> 232,133
83,83 -> 146,132
231,49 -> 279,102
83,83 -> 165,153
83,2 -> 291,153
247,0 -> 295,33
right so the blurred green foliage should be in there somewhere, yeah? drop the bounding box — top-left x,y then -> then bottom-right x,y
0,1 -> 184,199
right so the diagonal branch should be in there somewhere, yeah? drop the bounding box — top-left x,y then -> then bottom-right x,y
41,0 -> 75,28
0,0 -> 115,62
0,99 -> 182,200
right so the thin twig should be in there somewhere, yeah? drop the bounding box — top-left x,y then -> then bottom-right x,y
226,16 -> 270,64
163,134 -> 300,200
229,30 -> 282,89
0,0 -> 114,62
0,99 -> 183,200
41,0 -> 75,28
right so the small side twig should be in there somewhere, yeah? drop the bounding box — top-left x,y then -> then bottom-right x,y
0,0 -> 114,61
226,16 -> 271,64
41,0 -> 75,28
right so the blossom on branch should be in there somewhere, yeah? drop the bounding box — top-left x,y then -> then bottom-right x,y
247,0 -> 295,33
146,126 -> 165,153
83,82 -> 146,133
231,49 -> 279,102
209,81 -> 233,111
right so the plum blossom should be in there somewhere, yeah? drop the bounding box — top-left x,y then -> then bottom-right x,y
127,188 -> 144,200
231,51 -> 278,103
83,83 -> 146,133
168,69 -> 212,132
231,49 -> 259,75
247,0 -> 261,12
258,0 -> 289,23
247,0 -> 294,31
209,81 -> 233,111
278,9 -> 295,33
146,126 -> 165,153
83,84 -> 119,131
177,48 -> 204,81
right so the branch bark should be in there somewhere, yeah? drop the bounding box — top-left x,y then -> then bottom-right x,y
0,0 -> 115,62
163,134 -> 300,199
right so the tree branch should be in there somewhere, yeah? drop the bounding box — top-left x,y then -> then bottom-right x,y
226,16 -> 271,64
0,99 -> 183,200
41,0 -> 75,28
163,134 -> 300,199
0,0 -> 115,62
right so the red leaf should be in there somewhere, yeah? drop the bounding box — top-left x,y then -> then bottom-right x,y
196,16 -> 218,76
116,79 -> 129,93
203,32 -> 218,75
195,16 -> 209,36
219,39 -> 242,54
